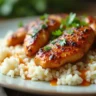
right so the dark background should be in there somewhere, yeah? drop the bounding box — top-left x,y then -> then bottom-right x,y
0,0 -> 96,19
0,0 -> 96,96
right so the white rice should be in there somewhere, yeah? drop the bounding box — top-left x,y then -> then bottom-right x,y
0,32 -> 96,86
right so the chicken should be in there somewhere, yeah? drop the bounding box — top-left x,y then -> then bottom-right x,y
7,27 -> 27,46
34,26 -> 95,68
6,21 -> 38,46
24,14 -> 67,57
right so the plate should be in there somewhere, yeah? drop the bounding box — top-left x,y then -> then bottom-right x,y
0,17 -> 96,95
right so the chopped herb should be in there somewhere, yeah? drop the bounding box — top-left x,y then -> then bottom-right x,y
81,14 -> 88,20
40,13 -> 49,20
52,30 -> 63,36
44,46 -> 51,51
61,13 -> 88,29
59,39 -> 66,46
59,24 -> 64,31
44,19 -> 49,23
71,23 -> 80,27
50,35 -> 56,41
80,21 -> 88,26
66,13 -> 76,26
18,21 -> 23,27
61,19 -> 66,26
73,17 -> 80,24
51,40 -> 57,44
33,28 -> 39,34
67,29 -> 74,35
28,28 -> 39,37
28,22 -> 48,38
41,24 -> 47,29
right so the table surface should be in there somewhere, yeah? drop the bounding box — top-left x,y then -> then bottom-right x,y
3,88 -> 96,96
4,88 -> 45,96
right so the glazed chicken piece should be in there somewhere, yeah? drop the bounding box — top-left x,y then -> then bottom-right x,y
6,21 -> 37,46
85,16 -> 96,44
7,14 -> 67,49
24,19 -> 60,57
24,14 -> 67,57
7,27 -> 27,46
34,26 -> 95,68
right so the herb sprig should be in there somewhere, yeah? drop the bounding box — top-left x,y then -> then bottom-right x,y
59,39 -> 66,46
44,46 -> 51,51
28,23 -> 48,38
61,12 -> 88,29
66,29 -> 74,35
18,21 -> 24,27
40,14 -> 49,20
52,30 -> 63,36
50,29 -> 63,41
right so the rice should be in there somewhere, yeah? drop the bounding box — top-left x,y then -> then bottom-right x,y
1,33 -> 96,86
0,56 -> 19,74
0,46 -> 10,62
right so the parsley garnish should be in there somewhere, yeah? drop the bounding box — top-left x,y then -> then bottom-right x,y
50,40 -> 57,44
28,28 -> 39,37
66,13 -> 76,26
18,21 -> 23,27
40,13 -> 49,20
44,46 -> 51,51
41,23 -> 48,29
52,30 -> 63,36
59,24 -> 65,31
67,29 -> 74,35
59,39 -> 66,46
50,30 -> 63,41
61,12 -> 88,29
71,23 -> 80,27
80,21 -> 88,26
28,23 -> 48,38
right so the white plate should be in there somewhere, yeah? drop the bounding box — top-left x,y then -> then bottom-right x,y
0,17 -> 96,95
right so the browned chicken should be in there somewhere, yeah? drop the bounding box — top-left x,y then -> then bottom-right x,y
24,14 -> 67,57
7,27 -> 27,46
7,21 -> 38,46
34,26 -> 95,68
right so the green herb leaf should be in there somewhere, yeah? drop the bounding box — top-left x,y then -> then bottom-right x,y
50,40 -> 57,44
41,24 -> 47,29
40,13 -> 49,20
71,23 -> 80,27
59,24 -> 64,30
28,28 -> 39,37
18,21 -> 23,27
52,30 -> 63,36
67,29 -> 74,35
61,13 -> 88,29
59,39 -> 66,46
80,21 -> 88,26
44,46 -> 51,51
66,13 -> 76,26
61,19 -> 66,26
73,18 -> 80,24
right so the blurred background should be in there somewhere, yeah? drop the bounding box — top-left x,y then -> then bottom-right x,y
0,0 -> 96,19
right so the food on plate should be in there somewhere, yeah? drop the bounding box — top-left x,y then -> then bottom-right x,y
85,16 -> 96,33
0,13 -> 96,86
7,27 -> 27,46
24,14 -> 67,56
34,26 -> 95,68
